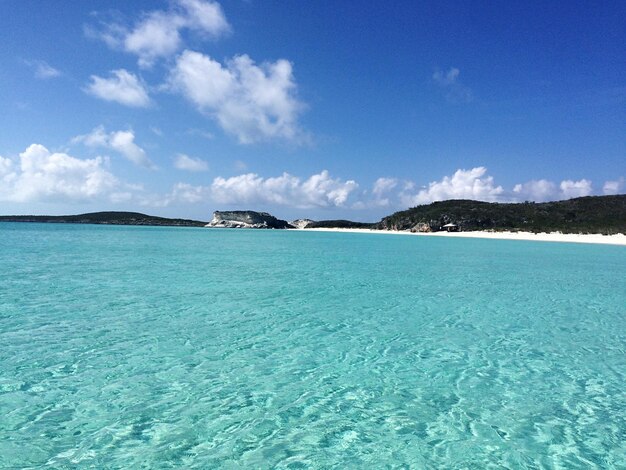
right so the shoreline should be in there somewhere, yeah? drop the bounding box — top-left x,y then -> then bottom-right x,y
295,228 -> 626,246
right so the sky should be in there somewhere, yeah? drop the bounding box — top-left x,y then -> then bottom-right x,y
0,0 -> 624,222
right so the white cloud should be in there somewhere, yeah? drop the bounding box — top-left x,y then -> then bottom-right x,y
109,131 -> 153,168
174,153 -> 209,172
433,68 -> 460,86
560,179 -> 592,199
0,145 -> 118,203
168,50 -> 307,144
73,126 -> 154,168
85,69 -> 151,107
142,182 -> 211,207
370,177 -> 398,207
24,59 -> 61,79
432,67 -> 473,103
373,177 -> 398,197
0,156 -> 12,176
124,12 -> 184,68
186,128 -> 215,140
513,178 -> 596,201
93,0 -> 230,68
210,170 -> 357,208
513,179 -> 558,202
179,0 -> 230,36
603,177 -> 625,195
401,167 -> 503,206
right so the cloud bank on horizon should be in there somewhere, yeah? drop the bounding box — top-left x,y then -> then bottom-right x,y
1,143 -> 619,216
1,0 -> 624,219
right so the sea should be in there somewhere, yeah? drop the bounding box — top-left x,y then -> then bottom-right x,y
1,223 -> 625,469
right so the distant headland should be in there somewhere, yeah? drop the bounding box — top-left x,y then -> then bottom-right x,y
0,211 -> 206,227
0,195 -> 624,235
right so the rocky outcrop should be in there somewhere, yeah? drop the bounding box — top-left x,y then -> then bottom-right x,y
205,211 -> 293,229
410,222 -> 432,233
290,219 -> 314,229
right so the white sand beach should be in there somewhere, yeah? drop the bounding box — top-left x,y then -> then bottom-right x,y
296,228 -> 626,246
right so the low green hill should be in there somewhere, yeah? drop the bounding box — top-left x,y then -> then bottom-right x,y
305,219 -> 376,229
0,211 -> 206,227
377,195 -> 626,234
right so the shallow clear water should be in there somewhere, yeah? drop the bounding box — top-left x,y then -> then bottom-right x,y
1,223 -> 625,468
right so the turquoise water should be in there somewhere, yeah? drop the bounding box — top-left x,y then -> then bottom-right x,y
1,223 -> 625,469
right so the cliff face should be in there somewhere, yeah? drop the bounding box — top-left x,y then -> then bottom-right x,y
206,211 -> 293,229
289,219 -> 314,229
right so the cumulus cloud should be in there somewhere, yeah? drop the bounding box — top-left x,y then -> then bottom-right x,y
141,182 -> 211,207
603,177 -> 625,195
72,126 -> 154,168
0,156 -> 12,176
211,170 -> 357,208
432,67 -> 473,103
174,153 -> 209,172
24,59 -> 61,79
138,170 -> 356,208
92,0 -> 230,68
371,177 -> 398,207
401,167 -> 503,206
513,179 -> 558,202
373,177 -> 398,196
0,145 -> 118,203
168,50 -> 307,144
85,69 -> 151,107
513,178 -> 597,201
560,179 -> 592,199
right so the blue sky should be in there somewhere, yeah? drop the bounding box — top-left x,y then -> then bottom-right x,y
1,0 -> 624,221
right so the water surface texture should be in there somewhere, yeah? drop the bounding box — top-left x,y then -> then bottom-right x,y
1,223 -> 625,468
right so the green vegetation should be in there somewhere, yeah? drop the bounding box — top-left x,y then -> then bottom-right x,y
0,211 -> 206,227
2,195 -> 624,233
377,195 -> 626,234
306,219 -> 376,229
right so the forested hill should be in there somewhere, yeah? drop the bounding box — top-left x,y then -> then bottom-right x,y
0,212 -> 207,227
377,195 -> 626,234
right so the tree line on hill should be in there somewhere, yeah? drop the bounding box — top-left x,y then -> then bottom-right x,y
0,195 -> 624,234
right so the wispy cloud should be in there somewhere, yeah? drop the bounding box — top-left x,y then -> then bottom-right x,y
370,177 -> 398,207
89,0 -> 230,68
23,59 -> 61,79
84,69 -> 151,107
174,153 -> 209,172
603,177 -> 625,195
433,67 -> 473,103
72,126 -> 155,169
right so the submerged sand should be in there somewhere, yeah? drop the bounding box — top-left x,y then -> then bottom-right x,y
295,228 -> 626,246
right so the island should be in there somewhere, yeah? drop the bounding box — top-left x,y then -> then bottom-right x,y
376,195 -> 626,235
1,195 -> 624,235
206,211 -> 292,229
0,211 -> 206,227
